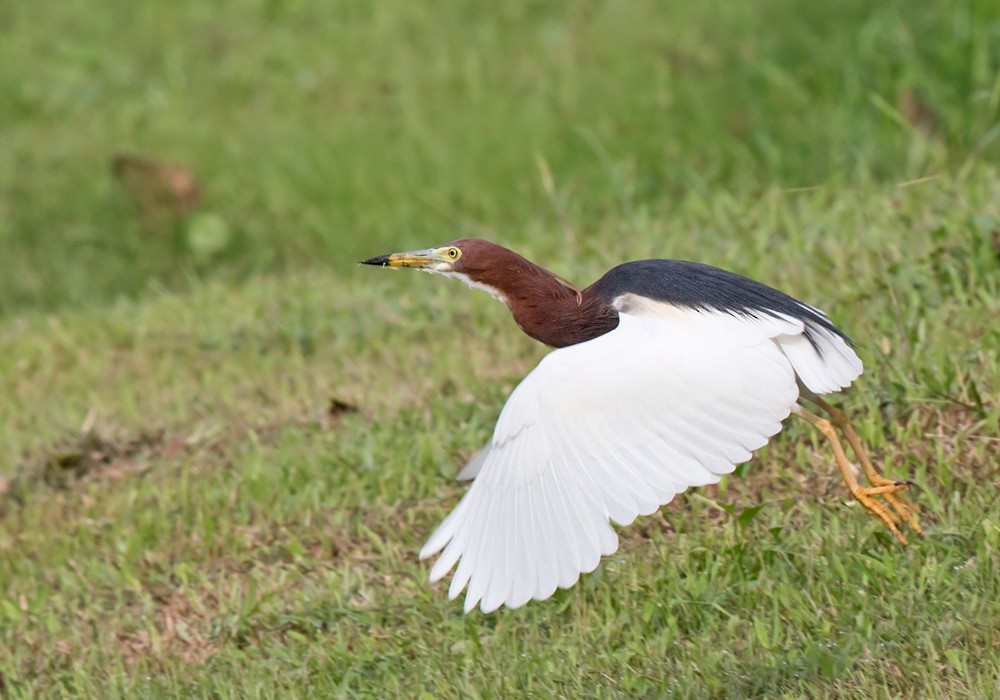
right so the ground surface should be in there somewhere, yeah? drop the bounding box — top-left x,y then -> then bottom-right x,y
1,0 -> 999,697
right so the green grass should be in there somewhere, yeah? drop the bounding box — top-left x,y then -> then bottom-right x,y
2,0 -> 1000,697
2,0 -> 999,313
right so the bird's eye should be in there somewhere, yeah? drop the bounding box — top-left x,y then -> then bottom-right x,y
447,247 -> 461,260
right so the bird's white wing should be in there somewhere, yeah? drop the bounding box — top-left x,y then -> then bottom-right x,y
420,306 -> 814,613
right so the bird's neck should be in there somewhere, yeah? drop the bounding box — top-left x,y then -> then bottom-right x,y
501,267 -> 619,348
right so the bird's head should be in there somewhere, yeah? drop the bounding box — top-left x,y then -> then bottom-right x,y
360,238 -> 522,302
361,237 -> 608,347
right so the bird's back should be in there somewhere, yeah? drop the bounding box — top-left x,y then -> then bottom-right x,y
590,259 -> 851,347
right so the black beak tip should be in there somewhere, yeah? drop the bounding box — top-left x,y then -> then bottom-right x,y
359,255 -> 391,266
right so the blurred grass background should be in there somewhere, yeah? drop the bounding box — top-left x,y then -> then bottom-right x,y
2,0 -> 998,313
1,0 -> 999,697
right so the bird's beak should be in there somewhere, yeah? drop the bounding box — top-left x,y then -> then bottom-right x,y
359,248 -> 448,269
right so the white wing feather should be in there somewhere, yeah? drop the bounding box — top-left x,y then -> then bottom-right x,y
420,304 -> 862,613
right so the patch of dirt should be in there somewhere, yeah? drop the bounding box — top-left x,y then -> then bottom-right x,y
118,586 -> 222,666
1,397 -> 361,518
42,431 -> 159,487
97,504 -> 420,669
0,424 -> 191,519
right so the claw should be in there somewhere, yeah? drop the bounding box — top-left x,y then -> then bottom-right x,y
864,474 -> 922,528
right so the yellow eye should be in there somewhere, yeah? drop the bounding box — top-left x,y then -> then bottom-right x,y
447,247 -> 461,260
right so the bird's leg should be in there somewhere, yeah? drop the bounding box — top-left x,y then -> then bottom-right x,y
792,405 -> 910,544
809,396 -> 922,535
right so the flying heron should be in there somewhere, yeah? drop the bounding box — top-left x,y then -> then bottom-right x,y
361,238 -> 921,613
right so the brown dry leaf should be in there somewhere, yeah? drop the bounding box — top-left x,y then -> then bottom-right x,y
112,153 -> 201,230
897,89 -> 937,132
328,397 -> 358,419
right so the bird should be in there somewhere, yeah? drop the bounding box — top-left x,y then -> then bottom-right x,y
361,238 -> 921,613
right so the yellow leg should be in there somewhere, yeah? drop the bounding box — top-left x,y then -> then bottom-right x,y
794,406 -> 912,544
810,397 -> 923,535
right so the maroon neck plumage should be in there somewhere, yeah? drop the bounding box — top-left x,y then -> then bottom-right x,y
448,239 -> 619,348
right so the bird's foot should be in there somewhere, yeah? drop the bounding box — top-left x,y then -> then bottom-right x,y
795,403 -> 923,544
850,480 -> 921,545
802,396 -> 924,543
861,472 -> 922,539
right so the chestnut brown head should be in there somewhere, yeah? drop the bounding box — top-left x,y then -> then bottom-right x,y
360,238 -> 541,302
